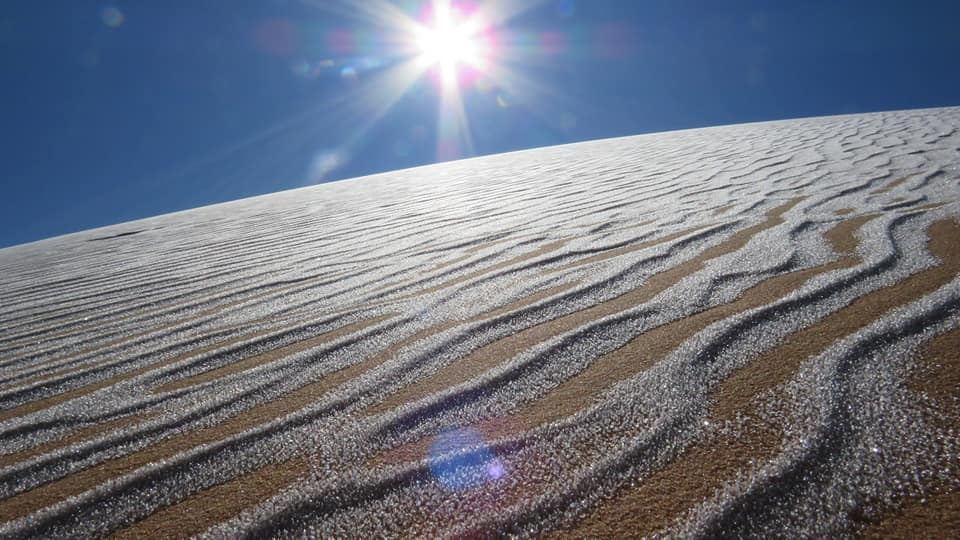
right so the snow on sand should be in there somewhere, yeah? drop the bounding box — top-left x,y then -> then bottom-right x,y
1,107 -> 959,537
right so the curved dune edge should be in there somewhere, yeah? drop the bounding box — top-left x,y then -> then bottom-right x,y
372,212 -> 875,467
549,218 -> 960,538
857,326 -> 960,538
0,108 -> 959,538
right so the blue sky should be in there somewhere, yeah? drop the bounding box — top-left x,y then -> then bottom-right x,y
2,0 -> 959,248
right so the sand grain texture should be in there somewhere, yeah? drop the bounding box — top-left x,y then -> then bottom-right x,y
1,107 -> 959,538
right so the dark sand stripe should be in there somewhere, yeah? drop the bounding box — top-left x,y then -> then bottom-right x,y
557,218 -> 959,538
712,203 -> 735,216
860,326 -> 960,537
0,268 -> 353,369
2,318 -> 248,391
367,199 -> 801,416
712,218 -> 960,423
0,307 -> 381,423
375,212 -> 866,466
0,337 -> 236,424
154,314 -> 395,394
0,317 -> 457,518
87,226 -> 719,535
392,239 -> 569,301
872,174 -> 915,194
427,238 -> 504,273
79,285 -> 599,535
0,319 -> 392,516
551,225 -> 714,272
0,415 -> 150,470
109,458 -> 309,540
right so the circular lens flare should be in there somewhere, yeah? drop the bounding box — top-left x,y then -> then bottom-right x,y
428,427 -> 505,491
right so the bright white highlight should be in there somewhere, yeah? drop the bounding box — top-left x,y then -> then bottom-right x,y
415,3 -> 487,85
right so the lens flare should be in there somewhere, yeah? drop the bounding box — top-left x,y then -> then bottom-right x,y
100,6 -> 125,28
428,428 -> 505,491
251,0 -> 566,182
413,1 -> 490,86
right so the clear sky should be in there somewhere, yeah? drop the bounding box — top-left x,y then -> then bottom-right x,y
2,0 -> 959,248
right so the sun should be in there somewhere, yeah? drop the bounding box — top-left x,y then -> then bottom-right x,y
413,2 -> 489,86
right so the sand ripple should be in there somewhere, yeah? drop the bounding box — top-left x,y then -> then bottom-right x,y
1,108 -> 959,538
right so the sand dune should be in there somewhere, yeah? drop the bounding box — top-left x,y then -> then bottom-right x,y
1,107 -> 959,538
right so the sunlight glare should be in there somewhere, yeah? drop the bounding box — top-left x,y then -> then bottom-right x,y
414,2 -> 489,86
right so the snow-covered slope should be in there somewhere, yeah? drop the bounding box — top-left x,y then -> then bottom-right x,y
1,107 -> 959,537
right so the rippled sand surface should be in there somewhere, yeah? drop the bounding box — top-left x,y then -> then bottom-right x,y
1,108 -> 959,538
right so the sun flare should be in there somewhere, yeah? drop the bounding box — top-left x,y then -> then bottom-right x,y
414,2 -> 489,85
